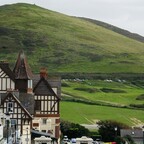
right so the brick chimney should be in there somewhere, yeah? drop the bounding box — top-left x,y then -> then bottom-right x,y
40,68 -> 47,79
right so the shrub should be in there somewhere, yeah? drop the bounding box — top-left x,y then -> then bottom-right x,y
60,120 -> 90,139
100,88 -> 126,93
129,104 -> 144,108
61,82 -> 70,87
74,87 -> 99,93
136,94 -> 144,100
97,120 -> 129,142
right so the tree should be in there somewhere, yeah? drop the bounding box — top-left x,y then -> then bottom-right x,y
97,120 -> 130,142
60,120 -> 90,139
123,135 -> 136,144
115,136 -> 125,144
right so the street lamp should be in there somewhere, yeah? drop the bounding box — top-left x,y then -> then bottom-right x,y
131,131 -> 135,135
114,127 -> 117,137
131,126 -> 135,136
5,112 -> 10,144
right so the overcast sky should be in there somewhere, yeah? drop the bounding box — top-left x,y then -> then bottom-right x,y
0,0 -> 144,36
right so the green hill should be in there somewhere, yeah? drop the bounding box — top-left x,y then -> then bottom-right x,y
80,17 -> 144,43
60,79 -> 144,126
1,3 -> 144,74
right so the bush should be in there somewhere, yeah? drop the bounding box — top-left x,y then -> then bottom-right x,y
100,88 -> 126,93
123,135 -> 136,144
60,120 -> 90,139
129,104 -> 144,108
74,87 -> 99,93
136,94 -> 144,100
61,82 -> 70,87
115,136 -> 125,144
97,120 -> 130,142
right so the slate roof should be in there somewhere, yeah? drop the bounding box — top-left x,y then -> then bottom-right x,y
0,61 -> 15,81
13,50 -> 33,79
0,92 -> 33,118
0,91 -> 34,115
33,74 -> 61,98
19,92 -> 35,114
33,77 -> 60,100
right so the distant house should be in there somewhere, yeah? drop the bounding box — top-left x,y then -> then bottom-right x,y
0,51 -> 61,144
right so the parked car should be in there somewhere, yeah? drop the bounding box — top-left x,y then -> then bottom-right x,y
71,138 -> 76,143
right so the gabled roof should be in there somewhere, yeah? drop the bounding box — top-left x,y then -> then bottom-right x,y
0,92 -> 33,119
33,77 -> 60,100
0,61 -> 15,81
32,74 -> 61,98
19,92 -> 35,114
13,50 -> 33,79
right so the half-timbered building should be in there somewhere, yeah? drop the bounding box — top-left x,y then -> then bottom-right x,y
0,62 -> 15,92
0,51 -> 61,144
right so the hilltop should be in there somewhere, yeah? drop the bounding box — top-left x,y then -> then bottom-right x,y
80,17 -> 144,43
1,3 -> 144,74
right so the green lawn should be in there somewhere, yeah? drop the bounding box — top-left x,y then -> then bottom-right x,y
60,101 -> 144,126
62,80 -> 144,106
61,80 -> 144,126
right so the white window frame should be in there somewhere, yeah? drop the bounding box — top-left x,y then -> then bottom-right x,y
7,102 -> 13,113
42,119 -> 47,125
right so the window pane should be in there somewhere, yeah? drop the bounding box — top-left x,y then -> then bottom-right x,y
7,102 -> 13,112
35,100 -> 41,110
43,119 -> 47,124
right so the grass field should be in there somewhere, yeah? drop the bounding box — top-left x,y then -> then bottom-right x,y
60,101 -> 144,126
61,79 -> 144,126
62,80 -> 144,106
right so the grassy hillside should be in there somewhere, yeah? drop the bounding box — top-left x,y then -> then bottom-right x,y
60,101 -> 144,126
61,80 -> 144,126
80,17 -> 144,43
62,80 -> 144,107
1,3 -> 144,73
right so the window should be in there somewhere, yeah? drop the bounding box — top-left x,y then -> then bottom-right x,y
11,119 -> 17,138
42,119 -> 47,124
42,130 -> 46,133
7,102 -> 13,113
35,100 -> 41,111
28,80 -> 33,89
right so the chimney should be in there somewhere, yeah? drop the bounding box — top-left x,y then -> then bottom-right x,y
40,68 -> 47,79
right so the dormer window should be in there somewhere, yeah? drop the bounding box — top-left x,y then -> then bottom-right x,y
7,102 -> 13,113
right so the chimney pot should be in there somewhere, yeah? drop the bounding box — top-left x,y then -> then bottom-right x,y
40,68 -> 47,78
